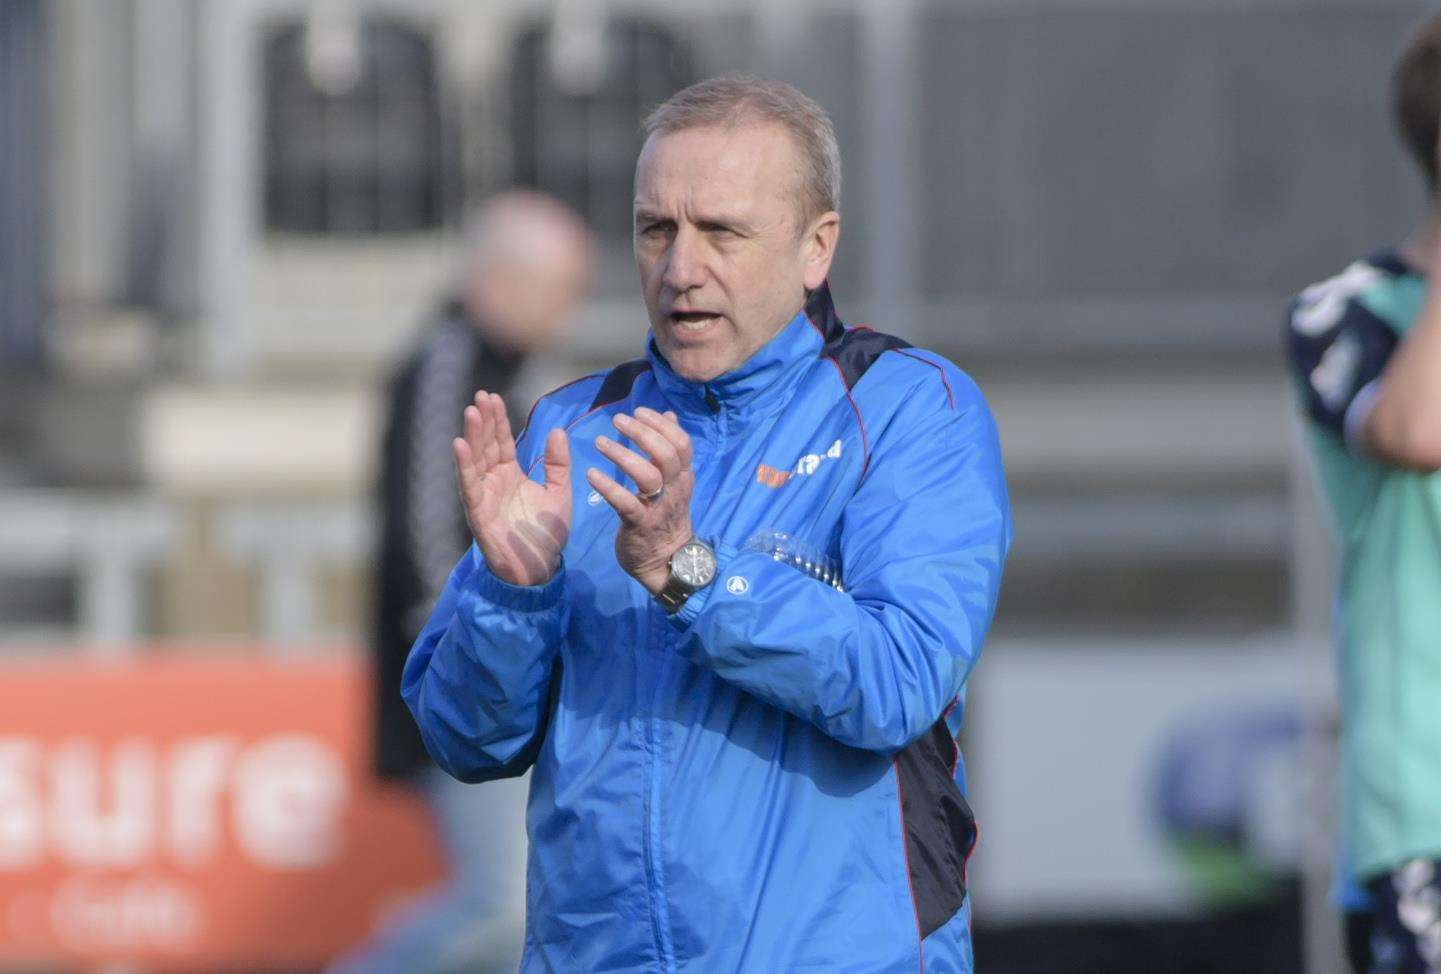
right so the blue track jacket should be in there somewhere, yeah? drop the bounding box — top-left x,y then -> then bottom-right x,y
403,284 -> 1011,973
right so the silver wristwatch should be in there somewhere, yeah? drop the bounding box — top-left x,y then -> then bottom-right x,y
654,537 -> 718,613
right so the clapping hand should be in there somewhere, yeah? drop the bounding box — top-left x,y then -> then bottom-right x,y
453,391 -> 572,587
586,408 -> 696,596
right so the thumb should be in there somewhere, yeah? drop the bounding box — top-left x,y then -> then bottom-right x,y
542,428 -> 571,490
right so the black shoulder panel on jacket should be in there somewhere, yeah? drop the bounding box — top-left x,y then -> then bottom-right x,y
896,713 -> 976,938
825,329 -> 913,390
808,282 -> 912,389
588,359 -> 652,411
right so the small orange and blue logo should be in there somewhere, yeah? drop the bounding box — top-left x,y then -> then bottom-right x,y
755,439 -> 843,489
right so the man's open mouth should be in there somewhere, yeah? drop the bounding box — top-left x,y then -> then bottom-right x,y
669,311 -> 720,333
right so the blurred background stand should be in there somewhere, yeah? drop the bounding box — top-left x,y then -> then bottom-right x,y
0,492 -> 176,650
215,502 -> 372,646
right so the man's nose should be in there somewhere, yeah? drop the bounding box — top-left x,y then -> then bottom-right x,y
661,228 -> 705,292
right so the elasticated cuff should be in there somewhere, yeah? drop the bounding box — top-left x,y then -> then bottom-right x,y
469,554 -> 566,612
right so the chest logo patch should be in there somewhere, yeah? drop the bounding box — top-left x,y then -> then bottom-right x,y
756,439 -> 843,489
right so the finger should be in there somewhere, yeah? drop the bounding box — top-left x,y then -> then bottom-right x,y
632,407 -> 692,467
464,405 -> 492,475
454,437 -> 482,508
595,435 -> 664,497
542,428 -> 571,492
490,393 -> 517,464
586,467 -> 646,524
456,435 -> 501,524
612,413 -> 681,480
479,394 -> 504,471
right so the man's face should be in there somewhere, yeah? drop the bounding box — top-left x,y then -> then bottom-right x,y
633,122 -> 837,383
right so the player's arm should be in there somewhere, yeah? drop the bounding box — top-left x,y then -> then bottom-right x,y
1358,247 -> 1441,470
1286,272 -> 1402,462
401,546 -> 566,782
682,376 -> 1009,753
587,372 -> 1010,754
1337,117 -> 1441,471
401,392 -> 573,782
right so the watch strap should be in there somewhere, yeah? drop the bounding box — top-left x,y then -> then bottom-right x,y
654,575 -> 693,613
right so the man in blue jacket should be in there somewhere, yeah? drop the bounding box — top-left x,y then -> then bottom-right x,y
403,75 -> 1011,973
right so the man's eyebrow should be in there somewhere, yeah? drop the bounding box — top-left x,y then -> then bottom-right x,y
633,205 -> 755,229
694,212 -> 752,231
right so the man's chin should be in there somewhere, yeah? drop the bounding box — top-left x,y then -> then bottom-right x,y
670,355 -> 726,384
654,338 -> 726,383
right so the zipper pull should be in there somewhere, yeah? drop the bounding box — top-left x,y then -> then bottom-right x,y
704,388 -> 720,413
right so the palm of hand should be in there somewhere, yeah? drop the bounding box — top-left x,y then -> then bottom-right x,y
454,391 -> 572,587
473,461 -> 570,586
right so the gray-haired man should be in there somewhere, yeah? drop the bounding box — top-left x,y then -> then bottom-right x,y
403,76 -> 1011,972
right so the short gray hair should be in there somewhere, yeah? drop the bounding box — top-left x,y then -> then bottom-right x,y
642,75 -> 841,223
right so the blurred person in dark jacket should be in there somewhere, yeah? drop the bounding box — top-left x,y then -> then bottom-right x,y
333,191 -> 591,974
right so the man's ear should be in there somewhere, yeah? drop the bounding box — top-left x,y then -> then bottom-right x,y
801,211 -> 840,291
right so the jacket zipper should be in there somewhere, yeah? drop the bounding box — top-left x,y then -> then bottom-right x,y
642,392 -> 725,972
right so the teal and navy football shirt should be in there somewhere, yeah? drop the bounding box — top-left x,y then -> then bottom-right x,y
1286,251 -> 1441,881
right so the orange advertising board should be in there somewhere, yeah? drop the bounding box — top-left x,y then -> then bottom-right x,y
0,650 -> 445,971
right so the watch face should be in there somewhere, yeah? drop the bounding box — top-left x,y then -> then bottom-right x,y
674,541 -> 717,588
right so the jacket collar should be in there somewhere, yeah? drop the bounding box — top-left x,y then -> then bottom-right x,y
645,283 -> 842,418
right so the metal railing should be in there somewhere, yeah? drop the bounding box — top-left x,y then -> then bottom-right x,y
0,491 -> 177,650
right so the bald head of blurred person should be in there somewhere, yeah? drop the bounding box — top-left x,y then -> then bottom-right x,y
459,191 -> 594,354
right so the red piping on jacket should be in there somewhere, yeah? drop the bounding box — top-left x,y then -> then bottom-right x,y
893,349 -> 957,410
825,356 -> 872,480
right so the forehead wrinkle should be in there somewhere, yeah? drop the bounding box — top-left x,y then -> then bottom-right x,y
634,123 -> 801,231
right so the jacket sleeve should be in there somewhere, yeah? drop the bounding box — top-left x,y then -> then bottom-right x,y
1284,291 -> 1399,451
399,421 -> 569,783
672,369 -> 1011,754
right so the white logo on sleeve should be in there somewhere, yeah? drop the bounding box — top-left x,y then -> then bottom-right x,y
1310,331 -> 1361,411
725,576 -> 749,595
1292,261 -> 1380,336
